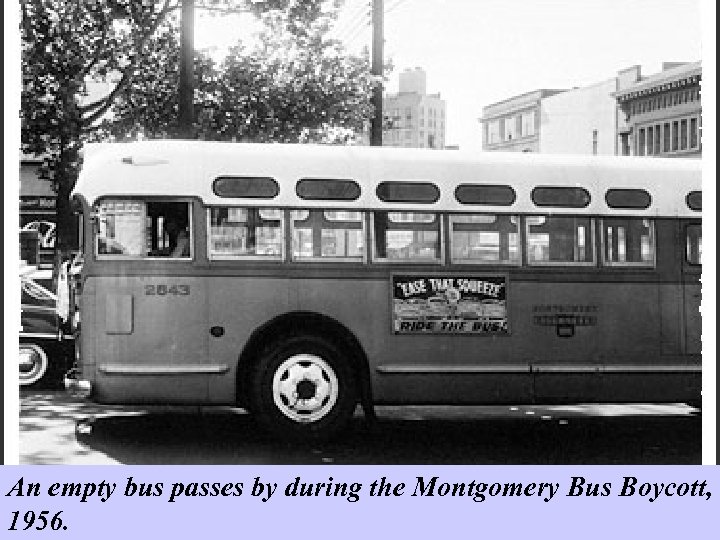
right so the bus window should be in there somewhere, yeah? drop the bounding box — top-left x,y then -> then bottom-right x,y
208,207 -> 283,259
290,210 -> 364,261
450,214 -> 520,264
601,218 -> 655,266
95,200 -> 192,259
373,211 -> 441,262
526,215 -> 595,265
686,224 -> 701,265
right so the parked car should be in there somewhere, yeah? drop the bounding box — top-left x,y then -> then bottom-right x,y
21,220 -> 56,249
19,263 -> 74,387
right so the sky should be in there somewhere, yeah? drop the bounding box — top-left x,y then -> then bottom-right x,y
195,0 -> 710,151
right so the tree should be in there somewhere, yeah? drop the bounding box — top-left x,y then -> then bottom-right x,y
20,0 -> 327,252
103,3 -> 379,145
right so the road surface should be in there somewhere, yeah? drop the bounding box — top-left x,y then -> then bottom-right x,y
17,390 -> 701,465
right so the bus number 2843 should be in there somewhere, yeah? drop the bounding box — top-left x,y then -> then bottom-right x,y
144,284 -> 190,296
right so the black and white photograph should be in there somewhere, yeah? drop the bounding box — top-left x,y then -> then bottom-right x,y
10,0 -> 711,465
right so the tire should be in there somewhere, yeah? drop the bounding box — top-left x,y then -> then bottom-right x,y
19,342 -> 50,387
250,335 -> 357,442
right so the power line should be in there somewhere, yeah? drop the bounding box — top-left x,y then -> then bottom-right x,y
385,0 -> 409,15
344,19 -> 371,49
330,0 -> 370,43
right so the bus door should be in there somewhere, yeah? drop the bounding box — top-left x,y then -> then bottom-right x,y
92,199 -> 210,403
683,222 -> 701,354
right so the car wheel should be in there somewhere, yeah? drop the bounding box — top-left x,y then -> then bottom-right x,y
19,343 -> 49,387
250,335 -> 357,442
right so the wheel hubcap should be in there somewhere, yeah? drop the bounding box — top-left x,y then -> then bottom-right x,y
272,354 -> 339,423
19,345 -> 48,385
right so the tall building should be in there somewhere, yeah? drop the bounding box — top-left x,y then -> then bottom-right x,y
613,62 -> 701,158
479,89 -> 567,152
383,68 -> 446,149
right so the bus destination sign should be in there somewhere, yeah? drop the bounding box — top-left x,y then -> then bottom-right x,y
392,275 -> 508,334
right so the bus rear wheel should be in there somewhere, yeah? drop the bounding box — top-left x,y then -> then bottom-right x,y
19,342 -> 50,387
250,335 -> 357,442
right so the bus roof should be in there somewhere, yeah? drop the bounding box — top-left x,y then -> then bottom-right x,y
73,141 -> 702,217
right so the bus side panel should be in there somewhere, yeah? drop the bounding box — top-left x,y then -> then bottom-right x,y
89,275 -> 210,404
207,276 -> 295,404
529,281 -> 699,403
513,279 -> 603,403
659,283 -> 683,355
684,283 -> 701,355
296,277 -> 533,405
206,274 -> 532,405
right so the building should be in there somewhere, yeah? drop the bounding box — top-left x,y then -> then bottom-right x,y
479,89 -> 567,152
383,68 -> 446,149
20,154 -> 57,265
613,62 -> 702,158
480,61 -> 701,158
539,78 -> 618,156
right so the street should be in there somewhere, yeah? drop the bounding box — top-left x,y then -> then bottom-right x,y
18,390 -> 701,465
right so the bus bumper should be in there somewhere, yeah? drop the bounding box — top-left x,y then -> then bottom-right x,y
64,370 -> 92,399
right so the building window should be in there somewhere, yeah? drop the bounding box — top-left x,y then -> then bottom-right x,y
504,117 -> 517,141
521,111 -> 535,137
639,115 -> 700,155
593,129 -> 597,156
620,133 -> 630,156
487,121 -> 500,144
690,118 -> 698,148
680,119 -> 688,150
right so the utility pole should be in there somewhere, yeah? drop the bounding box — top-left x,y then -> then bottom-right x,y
178,0 -> 195,139
370,0 -> 383,146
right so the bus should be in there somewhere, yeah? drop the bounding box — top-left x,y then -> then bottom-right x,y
65,141 -> 702,441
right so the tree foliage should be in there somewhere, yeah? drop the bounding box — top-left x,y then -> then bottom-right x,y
20,0 -> 375,251
104,5 -> 376,144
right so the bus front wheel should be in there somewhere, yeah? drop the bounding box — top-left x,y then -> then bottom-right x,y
250,335 -> 357,442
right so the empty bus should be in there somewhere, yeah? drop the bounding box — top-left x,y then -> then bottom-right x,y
65,141 -> 702,440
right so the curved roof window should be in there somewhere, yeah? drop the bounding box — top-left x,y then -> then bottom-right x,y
376,181 -> 440,203
532,186 -> 590,208
296,178 -> 360,201
455,184 -> 516,206
605,189 -> 652,209
213,177 -> 279,199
